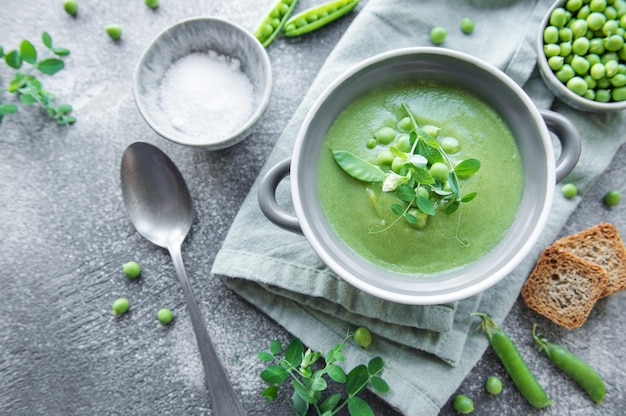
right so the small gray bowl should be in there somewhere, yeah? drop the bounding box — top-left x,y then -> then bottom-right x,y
133,17 -> 272,149
537,0 -> 626,112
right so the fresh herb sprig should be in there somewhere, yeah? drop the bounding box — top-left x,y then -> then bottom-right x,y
331,102 -> 480,244
258,333 -> 389,416
0,32 -> 75,125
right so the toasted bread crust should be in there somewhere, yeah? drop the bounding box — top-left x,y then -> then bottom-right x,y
521,246 -> 608,329
552,222 -> 626,297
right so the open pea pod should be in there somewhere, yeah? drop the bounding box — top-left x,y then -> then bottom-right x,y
254,0 -> 299,47
283,0 -> 360,37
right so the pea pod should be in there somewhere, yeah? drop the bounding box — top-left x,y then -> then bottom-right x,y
283,0 -> 360,37
332,150 -> 386,182
254,0 -> 299,47
532,324 -> 606,405
472,313 -> 553,409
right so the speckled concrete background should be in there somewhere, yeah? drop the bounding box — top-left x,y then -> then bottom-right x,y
1,0 -> 624,415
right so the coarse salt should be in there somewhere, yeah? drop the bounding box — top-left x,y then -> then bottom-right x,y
159,51 -> 255,143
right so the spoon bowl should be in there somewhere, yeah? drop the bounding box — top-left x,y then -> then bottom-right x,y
120,142 -> 246,415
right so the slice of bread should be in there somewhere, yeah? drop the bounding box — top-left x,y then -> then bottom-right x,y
552,222 -> 626,298
521,246 -> 608,329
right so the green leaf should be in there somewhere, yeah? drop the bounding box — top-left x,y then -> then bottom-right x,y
327,364 -> 347,383
57,104 -> 72,114
257,351 -> 274,362
416,139 -> 444,165
370,376 -> 390,393
367,357 -> 384,375
311,376 -> 328,392
461,192 -> 477,203
37,58 -> 64,75
291,390 -> 309,415
345,365 -> 369,395
0,103 -> 19,114
416,196 -> 436,216
19,93 -> 36,105
269,339 -> 282,354
410,166 -> 434,185
389,146 -> 408,159
332,150 -> 386,183
19,40 -> 37,64
320,393 -> 342,413
5,50 -> 22,69
42,32 -> 53,49
395,185 -> 416,202
445,200 -> 460,215
455,158 -> 481,178
404,212 -> 417,224
285,338 -> 304,368
52,47 -> 70,57
347,396 -> 375,416
260,365 -> 289,384
390,203 -> 404,216
292,380 -> 319,404
0,45 -> 4,57
261,385 -> 278,402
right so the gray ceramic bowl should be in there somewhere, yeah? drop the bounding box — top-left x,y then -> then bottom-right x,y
258,47 -> 581,305
537,0 -> 626,112
133,17 -> 272,150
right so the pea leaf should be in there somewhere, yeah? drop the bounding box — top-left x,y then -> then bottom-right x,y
347,396 -> 375,416
345,365 -> 369,395
292,380 -> 319,404
445,200 -> 460,215
320,393 -> 342,413
19,40 -> 37,64
269,339 -> 282,354
20,93 -> 36,105
395,185 -> 416,202
0,104 -> 19,114
390,203 -> 404,216
370,376 -> 390,393
260,365 -> 289,384
5,50 -> 22,69
42,32 -> 53,49
455,158 -> 481,178
311,376 -> 328,392
368,357 -> 384,375
332,150 -> 386,183
416,196 -> 435,216
410,166 -> 434,185
262,385 -> 278,402
404,212 -> 417,224
37,58 -> 64,75
416,139 -> 444,164
389,145 -> 407,159
327,364 -> 347,383
52,47 -> 70,57
461,192 -> 477,203
285,338 -> 304,368
257,351 -> 273,362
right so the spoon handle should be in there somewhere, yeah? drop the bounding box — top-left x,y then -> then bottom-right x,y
169,244 -> 247,416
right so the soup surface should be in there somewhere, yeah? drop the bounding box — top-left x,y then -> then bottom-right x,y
317,80 -> 523,275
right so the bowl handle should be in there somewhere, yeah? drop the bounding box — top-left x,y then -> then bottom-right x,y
258,158 -> 303,235
540,110 -> 581,183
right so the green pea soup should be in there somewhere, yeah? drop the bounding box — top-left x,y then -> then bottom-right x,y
317,80 -> 524,275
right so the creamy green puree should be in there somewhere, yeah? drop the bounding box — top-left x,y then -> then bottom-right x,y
317,80 -> 523,275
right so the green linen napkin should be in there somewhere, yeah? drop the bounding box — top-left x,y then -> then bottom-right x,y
212,0 -> 626,413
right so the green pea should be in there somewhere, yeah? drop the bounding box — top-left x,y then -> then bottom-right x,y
551,7 -> 569,27
374,126 -> 396,144
122,261 -> 141,279
621,13 -> 626,28
377,150 -> 394,165
63,0 -> 78,16
589,0 -> 607,12
430,26 -> 447,45
407,208 -> 428,229
583,88 -> 596,99
145,0 -> 159,9
397,116 -> 413,132
158,308 -> 173,324
602,19 -> 619,36
559,41 -> 573,56
485,376 -> 504,395
549,55 -> 565,70
295,17 -> 307,27
605,189 -> 622,205
586,52 -> 602,66
567,76 -> 589,95
602,51 -> 619,64
560,27 -> 574,41
589,37 -> 606,54
429,162 -> 449,182
596,88 -> 612,101
584,74 -> 597,88
612,85 -> 626,100
545,26 -> 560,43
440,136 -> 461,154
605,5 -> 618,20
566,0 -> 584,12
453,394 -> 474,414
461,17 -> 475,34
572,36 -> 590,55
562,183 -> 578,198
353,326 -> 372,349
421,124 -> 441,138
112,298 -> 129,315
586,12 -> 607,30
606,59 -> 619,77
105,24 -> 122,41
396,134 -> 412,152
570,18 -> 589,37
417,186 -> 430,200
591,61 -> 606,78
577,4 -> 591,19
283,0 -> 360,38
571,55 -> 590,74
610,73 -> 626,86
544,43 -> 561,57
366,138 -> 377,149
556,64 -> 576,82
254,0 -> 300,47
391,157 -> 406,173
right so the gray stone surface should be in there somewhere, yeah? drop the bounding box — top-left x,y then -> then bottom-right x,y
1,0 -> 624,415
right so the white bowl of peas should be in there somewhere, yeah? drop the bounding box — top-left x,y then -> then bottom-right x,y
537,0 -> 626,111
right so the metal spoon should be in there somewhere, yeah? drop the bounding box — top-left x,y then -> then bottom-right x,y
120,141 -> 246,416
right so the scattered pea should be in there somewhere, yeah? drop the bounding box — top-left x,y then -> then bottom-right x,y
396,134 -> 412,152
422,124 -> 441,138
562,183 -> 578,198
112,298 -> 129,315
145,0 -> 159,9
391,157 -> 406,173
604,189 -> 622,206
122,261 -> 141,279
397,116 -> 413,132
485,376 -> 503,395
453,394 -> 474,414
157,308 -> 173,324
429,162 -> 449,182
440,136 -> 461,154
353,326 -> 372,349
461,17 -> 475,34
63,0 -> 77,16
366,138 -> 377,149
430,26 -> 447,45
374,126 -> 396,145
377,150 -> 394,165
105,24 -> 122,41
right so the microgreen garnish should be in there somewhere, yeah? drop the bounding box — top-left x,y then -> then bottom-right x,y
331,102 -> 480,243
0,32 -> 75,125
258,333 -> 389,416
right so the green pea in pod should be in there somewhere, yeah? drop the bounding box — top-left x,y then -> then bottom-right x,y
472,313 -> 553,409
254,0 -> 299,47
532,324 -> 606,405
283,0 -> 360,37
